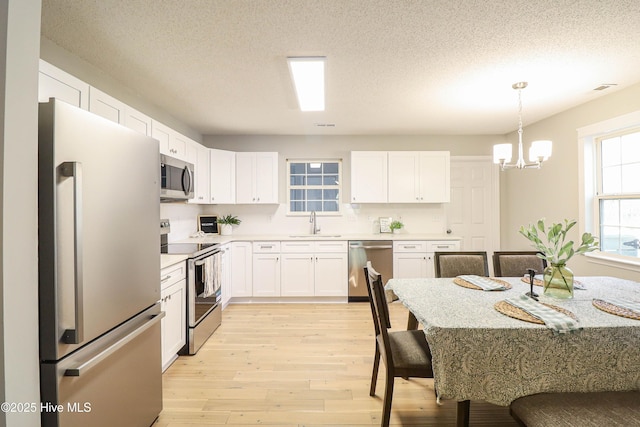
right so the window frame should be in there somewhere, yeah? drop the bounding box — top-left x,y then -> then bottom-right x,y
286,158 -> 343,216
594,128 -> 640,260
578,110 -> 640,271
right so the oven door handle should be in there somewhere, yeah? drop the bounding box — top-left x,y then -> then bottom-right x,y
194,250 -> 221,266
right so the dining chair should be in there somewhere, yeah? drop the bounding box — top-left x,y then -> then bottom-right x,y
493,251 -> 547,277
364,261 -> 434,427
434,251 -> 489,278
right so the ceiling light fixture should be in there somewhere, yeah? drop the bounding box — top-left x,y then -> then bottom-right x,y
287,57 -> 326,111
493,82 -> 552,171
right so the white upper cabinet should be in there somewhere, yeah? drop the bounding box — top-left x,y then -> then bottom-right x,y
388,151 -> 420,203
124,106 -> 152,136
190,143 -> 210,204
236,152 -> 278,204
88,86 -> 126,124
388,151 -> 450,203
350,151 -> 388,203
172,133 -> 189,160
210,149 -> 236,204
417,151 -> 450,202
38,60 -> 89,109
152,120 -> 189,160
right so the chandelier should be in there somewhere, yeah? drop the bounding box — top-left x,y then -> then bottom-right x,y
493,82 -> 552,170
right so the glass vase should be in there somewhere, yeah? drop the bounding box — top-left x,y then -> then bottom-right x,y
543,263 -> 574,299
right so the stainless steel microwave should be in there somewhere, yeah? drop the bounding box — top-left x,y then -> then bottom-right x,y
160,154 -> 194,201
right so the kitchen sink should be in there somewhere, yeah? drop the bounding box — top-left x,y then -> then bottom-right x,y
289,234 -> 342,238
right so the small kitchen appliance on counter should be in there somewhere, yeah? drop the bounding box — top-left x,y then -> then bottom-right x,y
160,220 -> 222,354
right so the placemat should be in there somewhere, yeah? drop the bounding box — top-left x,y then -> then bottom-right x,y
592,299 -> 640,320
494,300 -> 577,324
454,277 -> 512,290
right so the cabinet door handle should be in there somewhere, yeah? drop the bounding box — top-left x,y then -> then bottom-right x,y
161,275 -> 172,283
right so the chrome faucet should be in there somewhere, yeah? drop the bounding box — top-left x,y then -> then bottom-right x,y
310,211 -> 321,234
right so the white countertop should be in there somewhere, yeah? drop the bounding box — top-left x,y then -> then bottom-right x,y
160,253 -> 189,269
174,232 -> 461,245
161,232 -> 460,270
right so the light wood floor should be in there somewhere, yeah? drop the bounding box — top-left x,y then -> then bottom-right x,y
155,303 -> 519,426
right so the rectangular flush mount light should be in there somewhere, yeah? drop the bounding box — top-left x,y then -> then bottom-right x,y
287,57 -> 326,111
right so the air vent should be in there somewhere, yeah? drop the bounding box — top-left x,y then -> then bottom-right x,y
594,84 -> 617,91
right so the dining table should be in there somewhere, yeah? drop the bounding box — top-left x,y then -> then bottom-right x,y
385,276 -> 640,427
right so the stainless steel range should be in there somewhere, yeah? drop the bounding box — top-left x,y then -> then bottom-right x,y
161,220 -> 222,354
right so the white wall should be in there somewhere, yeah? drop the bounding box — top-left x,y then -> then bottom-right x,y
500,82 -> 640,280
0,1 -> 42,426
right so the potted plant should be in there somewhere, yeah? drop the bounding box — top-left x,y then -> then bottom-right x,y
218,214 -> 241,236
519,218 -> 598,298
390,220 -> 404,234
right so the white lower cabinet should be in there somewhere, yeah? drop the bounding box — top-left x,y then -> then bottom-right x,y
252,242 -> 281,297
393,240 -> 460,278
160,261 -> 187,372
231,242 -> 253,297
314,252 -> 348,296
281,253 -> 315,296
280,241 -> 348,297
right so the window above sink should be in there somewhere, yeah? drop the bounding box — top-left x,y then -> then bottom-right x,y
287,159 -> 342,215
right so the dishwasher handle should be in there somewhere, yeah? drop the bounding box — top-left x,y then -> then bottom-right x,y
349,244 -> 393,250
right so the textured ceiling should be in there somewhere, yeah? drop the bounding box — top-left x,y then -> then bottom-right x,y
41,0 -> 640,136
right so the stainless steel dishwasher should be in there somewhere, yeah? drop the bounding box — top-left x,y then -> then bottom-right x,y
348,240 -> 393,302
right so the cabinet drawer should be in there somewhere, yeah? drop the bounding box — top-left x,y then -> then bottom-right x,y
426,241 -> 460,252
160,261 -> 186,290
253,241 -> 281,253
313,241 -> 348,253
393,241 -> 427,253
281,241 -> 314,253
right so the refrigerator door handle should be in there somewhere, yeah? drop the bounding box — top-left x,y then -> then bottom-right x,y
64,311 -> 165,377
61,161 -> 85,344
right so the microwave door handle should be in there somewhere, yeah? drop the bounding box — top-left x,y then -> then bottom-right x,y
182,166 -> 192,195
60,161 -> 84,344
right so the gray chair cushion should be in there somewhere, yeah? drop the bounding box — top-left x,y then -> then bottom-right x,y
382,330 -> 432,370
510,391 -> 640,427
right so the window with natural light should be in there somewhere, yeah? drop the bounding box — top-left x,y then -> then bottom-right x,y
596,129 -> 640,258
287,160 -> 341,214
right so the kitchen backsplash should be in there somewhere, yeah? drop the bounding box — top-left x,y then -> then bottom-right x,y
161,202 -> 448,241
160,203 -> 203,242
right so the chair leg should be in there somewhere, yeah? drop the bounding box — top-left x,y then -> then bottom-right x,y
370,345 -> 380,396
456,400 -> 470,427
381,372 -> 394,427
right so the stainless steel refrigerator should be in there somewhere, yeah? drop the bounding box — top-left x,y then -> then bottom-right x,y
38,99 -> 163,427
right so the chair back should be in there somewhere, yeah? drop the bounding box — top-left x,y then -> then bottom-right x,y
364,263 -> 394,366
364,261 -> 391,330
493,251 -> 547,277
434,251 -> 489,278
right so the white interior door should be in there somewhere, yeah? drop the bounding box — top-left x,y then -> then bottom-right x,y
446,157 -> 500,273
